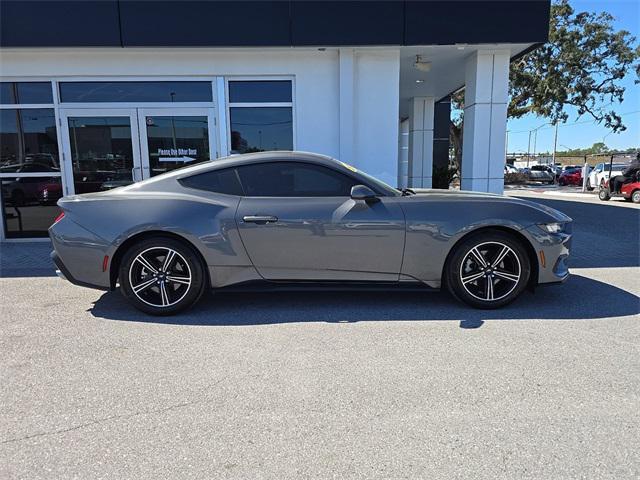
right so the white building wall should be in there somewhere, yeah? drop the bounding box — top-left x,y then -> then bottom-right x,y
352,50 -> 400,186
0,47 -> 400,185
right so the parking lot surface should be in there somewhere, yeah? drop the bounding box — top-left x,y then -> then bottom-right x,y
1,196 -> 639,479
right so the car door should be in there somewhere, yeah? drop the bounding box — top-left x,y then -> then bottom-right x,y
234,161 -> 406,281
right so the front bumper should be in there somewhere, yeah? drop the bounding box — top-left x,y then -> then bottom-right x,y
524,223 -> 572,285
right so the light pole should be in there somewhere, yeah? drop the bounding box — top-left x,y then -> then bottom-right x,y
552,123 -> 559,165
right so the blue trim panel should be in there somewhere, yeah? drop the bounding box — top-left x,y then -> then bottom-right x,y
0,0 -> 551,48
1,1 -> 121,47
405,1 -> 551,45
120,1 -> 291,47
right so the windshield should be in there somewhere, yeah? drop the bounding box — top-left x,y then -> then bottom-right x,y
336,160 -> 401,196
605,164 -> 627,171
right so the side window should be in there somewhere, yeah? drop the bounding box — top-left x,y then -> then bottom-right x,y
236,162 -> 357,197
179,168 -> 243,196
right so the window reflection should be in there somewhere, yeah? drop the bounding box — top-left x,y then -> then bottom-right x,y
228,81 -> 292,103
0,109 -> 59,170
59,82 -> 213,103
1,176 -> 62,238
0,82 -> 53,104
68,117 -> 135,193
230,107 -> 293,153
145,116 -> 209,176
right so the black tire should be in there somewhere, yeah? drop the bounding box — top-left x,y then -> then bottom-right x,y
119,236 -> 206,315
632,190 -> 640,204
586,179 -> 594,191
445,230 -> 531,309
598,188 -> 611,201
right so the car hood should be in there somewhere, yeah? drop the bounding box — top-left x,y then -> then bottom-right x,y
408,189 -> 572,223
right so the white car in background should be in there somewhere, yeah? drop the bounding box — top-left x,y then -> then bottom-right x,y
587,162 -> 627,191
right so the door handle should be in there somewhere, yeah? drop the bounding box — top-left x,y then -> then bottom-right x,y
243,215 -> 278,224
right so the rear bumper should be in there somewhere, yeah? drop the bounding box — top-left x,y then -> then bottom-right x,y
49,215 -> 112,290
51,251 -> 109,291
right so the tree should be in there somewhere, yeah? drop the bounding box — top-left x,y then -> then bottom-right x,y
450,0 -> 639,173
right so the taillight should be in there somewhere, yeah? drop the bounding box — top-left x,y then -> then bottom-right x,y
53,211 -> 65,225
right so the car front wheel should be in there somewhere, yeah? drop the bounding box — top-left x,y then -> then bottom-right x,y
119,237 -> 206,315
445,231 -> 531,309
598,188 -> 611,201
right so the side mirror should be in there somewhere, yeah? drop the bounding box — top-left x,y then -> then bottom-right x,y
350,184 -> 379,203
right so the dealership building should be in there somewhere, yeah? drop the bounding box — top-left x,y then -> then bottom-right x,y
0,0 -> 550,240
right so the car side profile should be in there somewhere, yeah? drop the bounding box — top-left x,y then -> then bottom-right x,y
50,152 -> 572,315
588,162 -> 627,191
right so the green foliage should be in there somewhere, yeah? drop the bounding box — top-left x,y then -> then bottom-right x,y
509,0 -> 639,132
556,142 -> 610,156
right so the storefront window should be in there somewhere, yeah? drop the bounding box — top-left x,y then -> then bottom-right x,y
230,107 -> 293,153
59,81 -> 213,103
1,82 -> 61,239
0,82 -> 53,104
0,109 -> 59,169
228,80 -> 293,154
1,176 -> 62,238
229,80 -> 292,103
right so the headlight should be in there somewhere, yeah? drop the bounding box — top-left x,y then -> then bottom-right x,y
539,222 -> 564,233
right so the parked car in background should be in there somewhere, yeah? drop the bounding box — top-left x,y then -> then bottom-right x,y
549,165 -> 562,181
504,164 -> 519,174
587,162 -> 627,191
558,167 -> 583,186
0,163 -> 60,206
527,165 -> 555,184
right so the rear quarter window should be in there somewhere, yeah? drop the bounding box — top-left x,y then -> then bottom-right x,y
179,168 -> 243,196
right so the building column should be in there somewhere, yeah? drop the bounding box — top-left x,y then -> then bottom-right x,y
461,50 -> 510,193
338,48 -> 355,165
398,118 -> 409,188
408,96 -> 434,188
432,96 -> 451,188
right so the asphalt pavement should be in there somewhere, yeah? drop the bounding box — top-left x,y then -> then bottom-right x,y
1,195 -> 639,479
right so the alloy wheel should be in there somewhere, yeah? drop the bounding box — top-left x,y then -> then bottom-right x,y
459,241 -> 522,302
128,247 -> 192,308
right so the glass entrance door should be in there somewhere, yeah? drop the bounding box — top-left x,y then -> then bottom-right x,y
137,108 -> 216,178
60,107 -> 217,194
60,108 -> 142,195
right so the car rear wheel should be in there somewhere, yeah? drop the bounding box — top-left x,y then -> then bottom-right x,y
119,237 -> 206,315
632,190 -> 640,204
445,231 -> 531,309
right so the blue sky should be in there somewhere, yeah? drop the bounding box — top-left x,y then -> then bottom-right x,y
506,0 -> 640,153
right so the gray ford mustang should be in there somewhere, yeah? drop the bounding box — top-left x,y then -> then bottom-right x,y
50,151 -> 572,315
